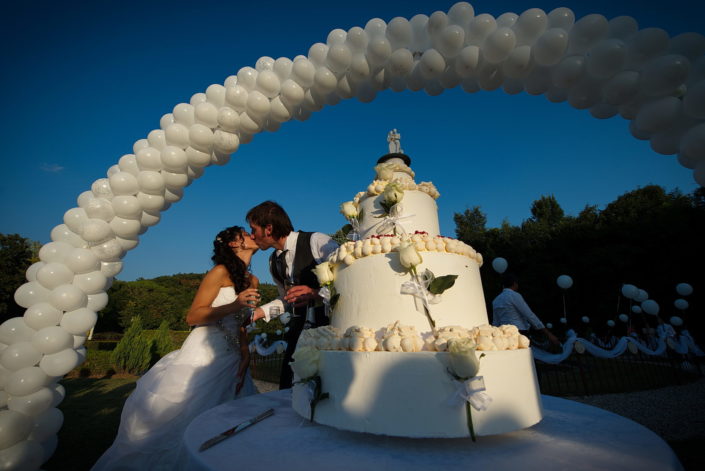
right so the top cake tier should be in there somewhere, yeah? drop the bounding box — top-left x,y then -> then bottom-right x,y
347,155 -> 441,239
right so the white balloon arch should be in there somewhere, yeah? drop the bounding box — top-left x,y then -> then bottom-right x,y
1,2 -> 704,468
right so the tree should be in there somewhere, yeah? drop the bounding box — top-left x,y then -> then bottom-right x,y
529,195 -> 565,226
453,206 -> 487,249
111,316 -> 152,374
151,320 -> 175,366
0,234 -> 38,322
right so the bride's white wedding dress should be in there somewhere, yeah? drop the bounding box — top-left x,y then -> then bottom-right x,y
92,286 -> 256,471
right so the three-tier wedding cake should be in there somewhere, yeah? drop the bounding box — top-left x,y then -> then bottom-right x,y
290,131 -> 543,438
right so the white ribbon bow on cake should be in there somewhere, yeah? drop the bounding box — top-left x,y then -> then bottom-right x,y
446,376 -> 493,412
375,204 -> 414,236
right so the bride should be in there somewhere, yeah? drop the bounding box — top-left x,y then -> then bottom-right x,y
92,226 -> 261,470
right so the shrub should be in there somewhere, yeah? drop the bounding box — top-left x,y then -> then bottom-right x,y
111,316 -> 152,374
150,321 -> 175,366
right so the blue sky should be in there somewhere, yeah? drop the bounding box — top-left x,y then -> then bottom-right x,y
1,0 -> 702,283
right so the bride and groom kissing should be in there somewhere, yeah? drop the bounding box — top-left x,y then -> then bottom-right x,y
92,200 -> 338,471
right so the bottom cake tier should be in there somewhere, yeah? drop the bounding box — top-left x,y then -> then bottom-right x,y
291,348 -> 543,438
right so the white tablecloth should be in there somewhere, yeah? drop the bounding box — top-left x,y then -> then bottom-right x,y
183,390 -> 682,471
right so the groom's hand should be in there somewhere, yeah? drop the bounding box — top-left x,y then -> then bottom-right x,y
284,285 -> 319,307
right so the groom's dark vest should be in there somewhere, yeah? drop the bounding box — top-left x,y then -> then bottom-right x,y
270,232 -> 328,389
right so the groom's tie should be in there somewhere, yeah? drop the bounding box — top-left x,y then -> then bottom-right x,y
274,250 -> 288,283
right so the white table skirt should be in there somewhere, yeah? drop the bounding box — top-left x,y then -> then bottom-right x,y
183,390 -> 683,471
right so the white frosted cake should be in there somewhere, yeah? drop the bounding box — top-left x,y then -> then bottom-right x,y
291,142 -> 543,438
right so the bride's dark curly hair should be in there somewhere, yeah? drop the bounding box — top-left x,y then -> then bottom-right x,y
211,226 -> 251,293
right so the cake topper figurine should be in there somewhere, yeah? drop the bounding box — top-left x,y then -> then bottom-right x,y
387,128 -> 402,154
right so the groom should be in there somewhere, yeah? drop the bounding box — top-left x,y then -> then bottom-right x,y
247,200 -> 339,389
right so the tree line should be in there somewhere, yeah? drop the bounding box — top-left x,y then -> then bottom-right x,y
2,184 -> 703,342
454,185 -> 704,342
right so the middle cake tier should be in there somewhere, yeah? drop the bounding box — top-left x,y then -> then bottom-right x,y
329,243 -> 488,333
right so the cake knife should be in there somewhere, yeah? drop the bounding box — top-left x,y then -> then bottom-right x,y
198,408 -> 274,451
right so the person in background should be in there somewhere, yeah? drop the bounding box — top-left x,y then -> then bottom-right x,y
247,201 -> 338,389
492,272 -> 561,347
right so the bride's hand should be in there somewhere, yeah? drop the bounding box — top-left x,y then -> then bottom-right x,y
234,288 -> 260,310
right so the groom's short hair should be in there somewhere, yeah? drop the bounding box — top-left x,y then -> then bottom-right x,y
246,201 -> 294,239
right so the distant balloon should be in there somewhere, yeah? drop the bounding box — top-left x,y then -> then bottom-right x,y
607,320 -> 616,327
559,317 -> 567,324
670,316 -> 684,327
631,305 -> 642,314
557,275 -> 573,289
634,289 -> 649,303
618,314 -> 629,323
491,257 -> 508,274
676,283 -> 693,296
621,284 -> 638,299
546,323 -> 553,329
581,316 -> 590,323
674,299 -> 689,310
641,299 -> 659,315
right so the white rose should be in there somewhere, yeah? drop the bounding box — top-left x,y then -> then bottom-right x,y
448,338 -> 481,379
290,346 -> 320,379
312,261 -> 335,286
383,181 -> 404,206
340,201 -> 358,220
398,240 -> 422,271
374,162 -> 395,180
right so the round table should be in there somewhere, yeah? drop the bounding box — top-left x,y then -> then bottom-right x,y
182,390 -> 682,471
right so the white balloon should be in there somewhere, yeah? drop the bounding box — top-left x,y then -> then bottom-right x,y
437,25 -> 465,58
546,322 -> 553,329
91,178 -> 113,199
159,112 -> 175,130
291,58 -> 316,88
77,190 -> 95,208
224,85 -> 248,112
676,283 -> 693,296
173,103 -> 195,125
164,122 -> 190,149
245,91 -> 271,119
39,348 -> 80,377
90,238 -> 124,262
147,129 -> 166,150
626,27 -> 669,68
559,317 -> 567,324
621,284 -> 638,299
514,8 -> 547,45
640,55 -> 691,97
631,305 -> 642,314
533,28 -> 569,66
188,123 -> 214,152
87,292 -> 109,312
482,27 -> 516,63
0,439 -> 44,470
581,316 -> 590,323
419,49 -> 446,80
273,57 -> 293,81
547,7 -> 574,30
140,209 -> 161,227
674,299 -> 689,310
1,341 -> 42,371
634,97 -> 683,134
73,271 -> 108,295
552,55 -> 585,89
28,408 -> 63,442
32,326 -> 73,355
64,248 -> 101,274
236,66 -> 258,91
83,197 -> 116,222
640,299 -> 659,315
205,84 -> 226,108
50,224 -> 86,248
669,316 -> 683,327
108,171 -> 139,196
568,78 -> 602,109
326,43 -> 352,73
4,366 -> 48,396
0,318 -> 36,345
607,320 -> 616,327
608,16 -> 638,41
60,308 -> 97,335
365,17 -> 387,39
603,71 -> 640,105
557,275 -> 573,289
35,263 -> 74,291
40,434 -> 59,463
680,123 -> 705,162
23,303 -> 61,330
491,257 -> 508,274
496,12 -> 517,28
586,39 -> 626,79
312,66 -> 338,95
683,80 -> 705,119
366,36 -> 392,68
49,284 -> 87,312
0,410 -> 33,449
477,62 -> 505,90
14,282 -> 51,308
386,17 -> 412,49
503,45 -> 532,78
635,289 -> 649,303
7,387 -> 53,416
62,208 -> 88,237
618,313 -> 629,323
81,219 -> 113,243
164,187 -> 184,203
308,42 -> 329,67
567,14 -> 608,54
454,46 -> 480,77
589,103 -> 618,119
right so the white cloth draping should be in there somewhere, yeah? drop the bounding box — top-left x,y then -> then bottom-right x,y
183,390 -> 682,471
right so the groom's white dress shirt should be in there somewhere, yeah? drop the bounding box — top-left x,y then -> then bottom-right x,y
260,231 -> 338,321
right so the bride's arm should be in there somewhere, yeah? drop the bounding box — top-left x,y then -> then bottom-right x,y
186,265 -> 258,326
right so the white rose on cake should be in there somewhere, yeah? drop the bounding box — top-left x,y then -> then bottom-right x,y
340,201 -> 358,220
382,181 -> 404,206
448,338 -> 481,379
313,261 -> 335,286
290,346 -> 320,380
398,240 -> 422,274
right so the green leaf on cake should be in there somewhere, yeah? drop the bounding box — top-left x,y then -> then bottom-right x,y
429,275 -> 458,295
330,293 -> 340,310
341,224 -> 353,236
